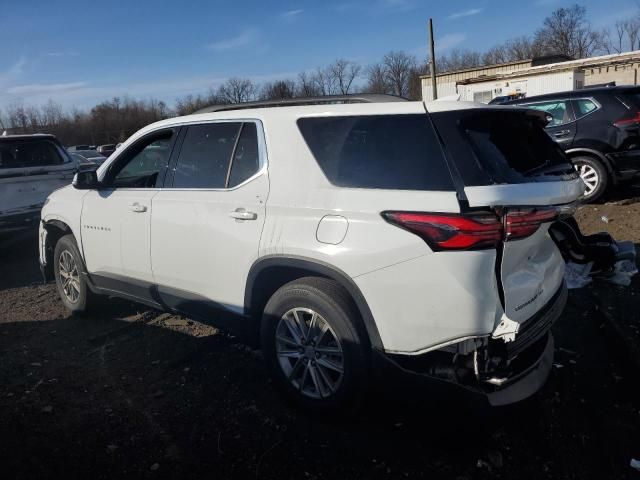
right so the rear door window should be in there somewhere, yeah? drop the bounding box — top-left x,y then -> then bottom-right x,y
172,123 -> 242,189
0,140 -> 65,168
297,114 -> 454,191
522,100 -> 573,127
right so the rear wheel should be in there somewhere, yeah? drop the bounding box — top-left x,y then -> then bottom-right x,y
572,156 -> 608,202
53,234 -> 98,314
261,277 -> 369,412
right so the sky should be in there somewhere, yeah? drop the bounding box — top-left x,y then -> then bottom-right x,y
0,0 -> 638,110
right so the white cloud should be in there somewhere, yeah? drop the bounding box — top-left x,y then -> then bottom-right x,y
206,28 -> 260,51
46,51 -> 80,57
376,0 -> 415,13
7,82 -> 88,95
448,8 -> 483,19
279,9 -> 303,20
437,33 -> 467,51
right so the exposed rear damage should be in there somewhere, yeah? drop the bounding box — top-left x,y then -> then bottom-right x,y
379,104 -> 584,404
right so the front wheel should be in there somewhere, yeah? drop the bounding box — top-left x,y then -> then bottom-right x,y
260,277 -> 369,412
572,156 -> 608,203
53,234 -> 98,314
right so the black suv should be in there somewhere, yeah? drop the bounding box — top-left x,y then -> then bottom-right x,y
503,86 -> 640,201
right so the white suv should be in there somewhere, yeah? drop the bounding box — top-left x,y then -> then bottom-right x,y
39,96 -> 584,411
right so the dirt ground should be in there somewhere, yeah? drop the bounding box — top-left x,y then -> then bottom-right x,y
2,191 -> 640,479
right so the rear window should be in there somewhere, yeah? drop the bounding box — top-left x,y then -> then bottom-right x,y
462,112 -> 574,182
297,114 -> 454,191
431,110 -> 575,186
0,140 -> 66,169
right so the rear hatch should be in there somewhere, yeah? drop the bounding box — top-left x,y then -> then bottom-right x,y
430,105 -> 584,324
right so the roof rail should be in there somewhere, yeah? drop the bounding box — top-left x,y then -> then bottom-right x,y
194,94 -> 408,114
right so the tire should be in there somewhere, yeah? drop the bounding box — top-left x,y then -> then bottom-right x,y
572,155 -> 608,203
53,234 -> 98,314
260,277 -> 369,412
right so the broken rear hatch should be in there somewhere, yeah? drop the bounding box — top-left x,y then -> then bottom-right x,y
430,105 -> 584,331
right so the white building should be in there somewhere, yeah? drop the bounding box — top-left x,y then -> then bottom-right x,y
422,51 -> 640,103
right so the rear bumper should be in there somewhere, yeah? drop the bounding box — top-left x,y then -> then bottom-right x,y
373,282 -> 567,406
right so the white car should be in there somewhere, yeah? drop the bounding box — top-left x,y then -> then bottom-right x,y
1,134 -> 77,232
39,96 -> 584,411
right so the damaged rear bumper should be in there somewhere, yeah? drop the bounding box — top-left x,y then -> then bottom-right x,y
373,282 -> 567,406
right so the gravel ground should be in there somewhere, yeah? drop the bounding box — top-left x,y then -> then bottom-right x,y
1,197 -> 640,479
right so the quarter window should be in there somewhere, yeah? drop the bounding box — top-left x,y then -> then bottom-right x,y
298,114 -> 454,191
524,101 -> 572,127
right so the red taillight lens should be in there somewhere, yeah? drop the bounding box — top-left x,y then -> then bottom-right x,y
504,207 -> 558,241
613,112 -> 640,127
382,212 -> 502,251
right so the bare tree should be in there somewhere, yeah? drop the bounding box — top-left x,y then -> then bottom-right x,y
534,4 -> 603,59
436,49 -> 483,72
625,18 -> 640,50
296,72 -> 321,97
328,59 -> 362,94
365,64 -> 390,94
175,94 -> 212,116
311,67 -> 337,96
216,77 -> 257,103
602,18 -> 640,53
381,51 -> 416,97
260,79 -> 296,100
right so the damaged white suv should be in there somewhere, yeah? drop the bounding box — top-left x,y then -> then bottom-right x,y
39,95 -> 583,411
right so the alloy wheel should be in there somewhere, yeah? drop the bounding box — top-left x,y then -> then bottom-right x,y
58,250 -> 81,303
275,307 -> 344,399
575,163 -> 599,197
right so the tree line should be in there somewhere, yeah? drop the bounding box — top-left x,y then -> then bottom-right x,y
1,4 -> 638,146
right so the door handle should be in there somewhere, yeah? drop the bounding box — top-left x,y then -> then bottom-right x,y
553,129 -> 571,137
229,208 -> 257,220
129,203 -> 147,213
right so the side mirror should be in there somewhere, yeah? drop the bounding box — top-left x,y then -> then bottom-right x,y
72,169 -> 99,190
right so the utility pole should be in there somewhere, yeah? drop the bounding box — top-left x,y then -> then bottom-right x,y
429,18 -> 438,100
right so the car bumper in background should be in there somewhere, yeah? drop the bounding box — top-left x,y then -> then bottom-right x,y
0,209 -> 41,232
608,149 -> 640,180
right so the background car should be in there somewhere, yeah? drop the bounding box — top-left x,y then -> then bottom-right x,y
67,145 -> 96,151
503,86 -> 640,201
68,150 -> 107,166
97,143 -> 117,157
0,134 -> 77,232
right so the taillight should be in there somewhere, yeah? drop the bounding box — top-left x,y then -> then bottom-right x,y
382,212 -> 502,251
613,111 -> 640,127
383,207 -> 559,250
504,207 -> 558,241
